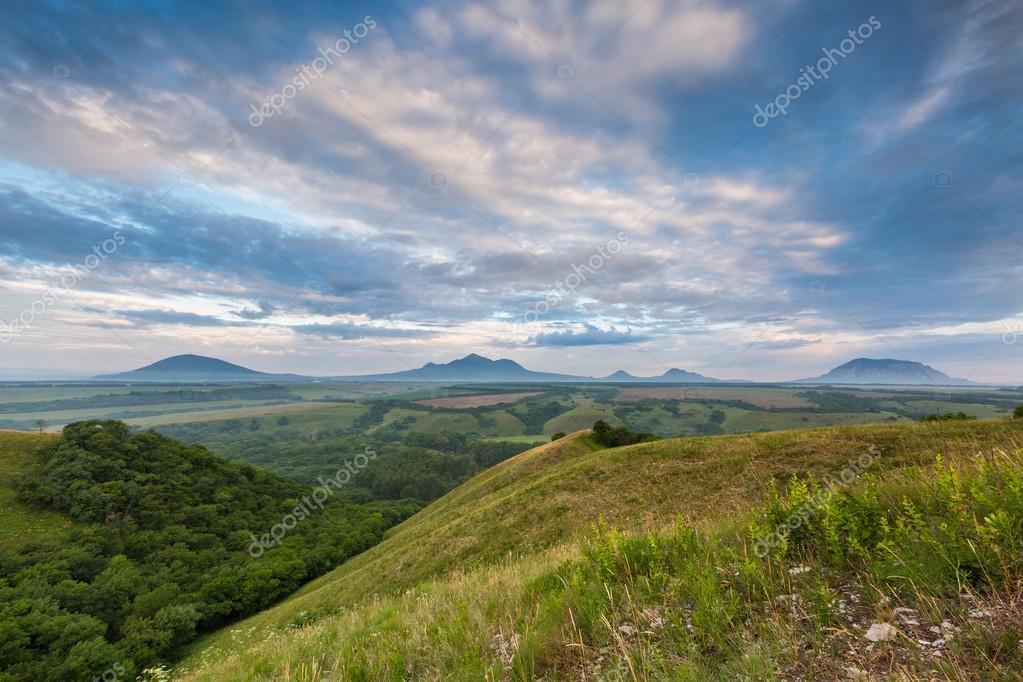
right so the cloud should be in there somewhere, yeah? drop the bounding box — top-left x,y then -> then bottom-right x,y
115,310 -> 237,327
292,322 -> 432,340
233,301 -> 276,320
531,324 -> 647,347
0,0 -> 1020,381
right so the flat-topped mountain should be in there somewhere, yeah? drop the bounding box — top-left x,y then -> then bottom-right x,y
794,358 -> 973,385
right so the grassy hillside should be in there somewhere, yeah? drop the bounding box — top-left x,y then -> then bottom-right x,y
0,430 -> 66,550
177,419 -> 1023,678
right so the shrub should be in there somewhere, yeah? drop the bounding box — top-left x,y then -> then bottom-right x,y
920,411 -> 977,422
590,419 -> 658,447
1014,405 -> 1023,419
551,432 -> 566,441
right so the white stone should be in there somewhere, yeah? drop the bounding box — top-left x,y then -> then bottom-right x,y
865,622 -> 898,642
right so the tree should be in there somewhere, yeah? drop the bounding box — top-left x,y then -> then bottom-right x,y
1014,405 -> 1023,419
34,419 -> 47,433
551,432 -> 566,441
590,420 -> 659,447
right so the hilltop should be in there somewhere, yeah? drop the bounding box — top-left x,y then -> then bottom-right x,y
177,418 -> 1023,679
349,353 -> 580,382
92,354 -> 303,383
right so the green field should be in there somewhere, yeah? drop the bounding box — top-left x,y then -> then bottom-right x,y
0,431 -> 68,550
1,382 -> 1019,440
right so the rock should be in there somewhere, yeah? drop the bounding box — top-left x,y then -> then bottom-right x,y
617,624 -> 638,637
968,608 -> 991,619
893,607 -> 918,624
789,564 -> 811,575
865,622 -> 898,642
844,666 -> 868,679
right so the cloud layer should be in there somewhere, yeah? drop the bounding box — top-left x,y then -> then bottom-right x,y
0,0 -> 1020,381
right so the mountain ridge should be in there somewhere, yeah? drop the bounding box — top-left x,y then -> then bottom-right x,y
91,353 -> 982,385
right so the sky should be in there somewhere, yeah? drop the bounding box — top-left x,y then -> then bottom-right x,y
0,0 -> 1020,382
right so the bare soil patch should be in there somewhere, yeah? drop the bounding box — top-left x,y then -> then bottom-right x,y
415,392 -> 543,409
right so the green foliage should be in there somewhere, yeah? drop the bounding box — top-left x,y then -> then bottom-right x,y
160,409 -> 534,504
0,421 -> 416,681
1014,405 -> 1023,419
590,419 -> 659,447
920,411 -> 978,421
551,432 -> 566,441
509,398 -> 572,433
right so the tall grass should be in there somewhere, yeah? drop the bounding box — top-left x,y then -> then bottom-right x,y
179,449 -> 1023,680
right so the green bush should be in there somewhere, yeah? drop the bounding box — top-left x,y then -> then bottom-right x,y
590,419 -> 658,447
551,432 -> 566,441
1014,405 -> 1023,419
1,421 -> 416,680
919,411 -> 977,421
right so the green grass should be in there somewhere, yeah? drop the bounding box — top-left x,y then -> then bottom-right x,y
719,407 -> 907,432
227,447 -> 1023,680
543,398 -> 619,434
176,418 -> 1023,679
0,399 -> 299,430
0,431 -> 69,550
369,407 -> 484,436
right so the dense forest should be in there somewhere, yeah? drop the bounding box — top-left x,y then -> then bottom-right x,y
0,421 -> 418,681
158,421 -> 536,503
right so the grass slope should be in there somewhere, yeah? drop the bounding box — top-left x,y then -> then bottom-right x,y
0,430 -> 67,550
177,419 -> 1023,678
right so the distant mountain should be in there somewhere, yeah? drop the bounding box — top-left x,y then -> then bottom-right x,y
793,358 -> 974,386
659,368 -> 720,383
597,368 -> 721,383
600,370 -> 642,382
93,354 -> 307,383
92,352 -> 723,384
344,353 -> 580,382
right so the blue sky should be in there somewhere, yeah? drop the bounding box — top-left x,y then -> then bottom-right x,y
0,0 -> 1020,381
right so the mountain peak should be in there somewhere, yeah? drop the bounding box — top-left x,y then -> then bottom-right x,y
796,357 -> 972,385
605,370 -> 636,379
93,354 -> 278,382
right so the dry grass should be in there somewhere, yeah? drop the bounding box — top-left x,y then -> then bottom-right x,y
413,392 -> 544,409
177,419 -> 1023,676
